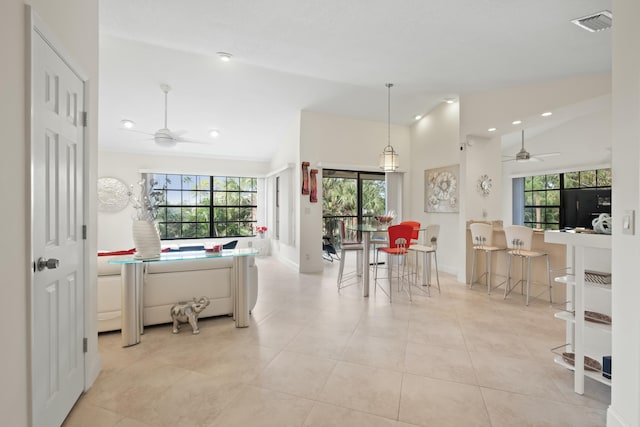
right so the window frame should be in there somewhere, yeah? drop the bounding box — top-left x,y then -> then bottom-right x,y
151,173 -> 259,240
520,168 -> 611,231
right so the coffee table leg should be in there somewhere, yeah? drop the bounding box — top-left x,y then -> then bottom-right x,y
121,263 -> 143,347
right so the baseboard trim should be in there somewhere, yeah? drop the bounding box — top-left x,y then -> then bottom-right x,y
607,406 -> 631,427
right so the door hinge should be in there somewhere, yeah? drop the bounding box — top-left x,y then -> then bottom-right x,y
82,225 -> 87,240
83,337 -> 88,353
81,111 -> 88,127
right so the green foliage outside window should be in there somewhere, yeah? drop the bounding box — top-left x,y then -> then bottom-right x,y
152,173 -> 258,240
322,170 -> 386,242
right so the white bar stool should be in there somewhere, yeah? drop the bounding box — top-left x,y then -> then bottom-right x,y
337,220 -> 363,291
408,224 -> 441,296
503,225 -> 552,306
469,223 -> 505,294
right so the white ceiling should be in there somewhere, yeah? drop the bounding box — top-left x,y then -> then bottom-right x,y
99,0 -> 612,161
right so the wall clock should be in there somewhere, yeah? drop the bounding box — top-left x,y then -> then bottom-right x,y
97,177 -> 131,212
477,174 -> 492,197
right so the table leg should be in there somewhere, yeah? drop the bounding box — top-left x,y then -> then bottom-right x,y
121,263 -> 143,347
363,232 -> 370,297
234,256 -> 251,327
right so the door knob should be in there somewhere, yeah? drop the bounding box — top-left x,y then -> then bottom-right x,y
37,257 -> 59,271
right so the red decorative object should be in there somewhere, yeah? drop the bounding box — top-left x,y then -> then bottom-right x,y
302,161 -> 310,195
310,169 -> 318,203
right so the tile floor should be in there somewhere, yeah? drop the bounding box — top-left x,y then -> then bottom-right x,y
63,256 -> 610,427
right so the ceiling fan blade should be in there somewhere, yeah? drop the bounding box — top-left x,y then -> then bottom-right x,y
534,152 -> 560,158
120,128 -> 155,136
174,136 -> 211,145
171,129 -> 188,137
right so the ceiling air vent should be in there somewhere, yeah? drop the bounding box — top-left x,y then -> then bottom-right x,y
571,10 -> 612,32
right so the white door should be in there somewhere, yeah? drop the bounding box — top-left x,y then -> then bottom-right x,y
31,25 -> 85,427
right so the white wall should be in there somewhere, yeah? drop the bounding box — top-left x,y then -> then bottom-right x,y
500,108 -> 612,224
98,150 -> 270,250
609,1 -> 640,425
300,111 -> 411,273
409,102 -> 461,274
268,116 -> 300,269
0,1 -> 99,425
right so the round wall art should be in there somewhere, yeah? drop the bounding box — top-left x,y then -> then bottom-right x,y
477,174 -> 492,197
97,177 -> 131,213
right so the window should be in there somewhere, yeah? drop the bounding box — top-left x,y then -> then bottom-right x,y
150,173 -> 258,240
523,174 -> 560,230
322,169 -> 385,243
519,168 -> 611,230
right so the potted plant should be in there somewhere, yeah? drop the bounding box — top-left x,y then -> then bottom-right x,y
255,225 -> 268,239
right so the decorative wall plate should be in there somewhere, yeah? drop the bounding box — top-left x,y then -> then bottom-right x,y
477,174 -> 492,197
424,164 -> 460,213
98,177 -> 131,213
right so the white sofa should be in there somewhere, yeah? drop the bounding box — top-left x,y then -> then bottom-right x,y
97,254 -> 258,332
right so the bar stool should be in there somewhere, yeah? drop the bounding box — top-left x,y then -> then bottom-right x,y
407,224 -> 441,295
469,223 -> 505,294
337,220 -> 363,291
374,224 -> 413,302
399,221 -> 421,244
503,225 -> 552,306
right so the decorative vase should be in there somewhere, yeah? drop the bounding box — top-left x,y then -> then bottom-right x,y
132,220 -> 161,259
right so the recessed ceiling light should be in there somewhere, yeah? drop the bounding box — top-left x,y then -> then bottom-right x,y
512,120 -> 522,125
444,98 -> 456,104
415,115 -> 422,120
209,129 -> 221,138
488,127 -> 497,132
121,119 -> 135,129
217,52 -> 232,62
541,111 -> 553,117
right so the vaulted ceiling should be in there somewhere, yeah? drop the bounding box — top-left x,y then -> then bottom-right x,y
99,0 -> 611,160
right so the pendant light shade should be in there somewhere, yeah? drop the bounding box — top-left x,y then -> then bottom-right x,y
379,83 -> 399,172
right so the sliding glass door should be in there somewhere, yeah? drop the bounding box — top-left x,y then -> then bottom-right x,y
322,169 -> 385,245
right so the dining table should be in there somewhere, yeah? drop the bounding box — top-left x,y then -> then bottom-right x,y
348,223 -> 430,297
347,223 -> 390,296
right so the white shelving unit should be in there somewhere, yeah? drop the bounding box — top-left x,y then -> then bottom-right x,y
544,231 -> 612,394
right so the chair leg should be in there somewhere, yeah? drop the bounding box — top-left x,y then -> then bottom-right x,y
520,257 -> 525,295
487,251 -> 492,295
526,257 -> 532,306
546,254 -> 552,304
373,251 -> 379,295
337,249 -> 346,289
469,249 -> 477,289
504,254 -> 511,299
433,251 -> 441,294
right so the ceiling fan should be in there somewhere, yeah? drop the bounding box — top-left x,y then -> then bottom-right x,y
503,130 -> 560,162
121,84 -> 209,148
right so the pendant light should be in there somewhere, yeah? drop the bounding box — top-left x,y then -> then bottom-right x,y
379,83 -> 399,171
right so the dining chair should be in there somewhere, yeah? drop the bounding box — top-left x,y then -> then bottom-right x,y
374,224 -> 413,302
503,225 -> 552,306
337,220 -> 364,291
399,220 -> 421,243
469,223 -> 505,294
407,224 -> 441,295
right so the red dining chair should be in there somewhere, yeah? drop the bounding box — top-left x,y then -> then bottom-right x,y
374,224 -> 413,302
399,221 -> 421,244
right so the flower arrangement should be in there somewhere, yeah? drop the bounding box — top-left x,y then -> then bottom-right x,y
130,178 -> 166,222
255,225 -> 268,234
374,210 -> 396,225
